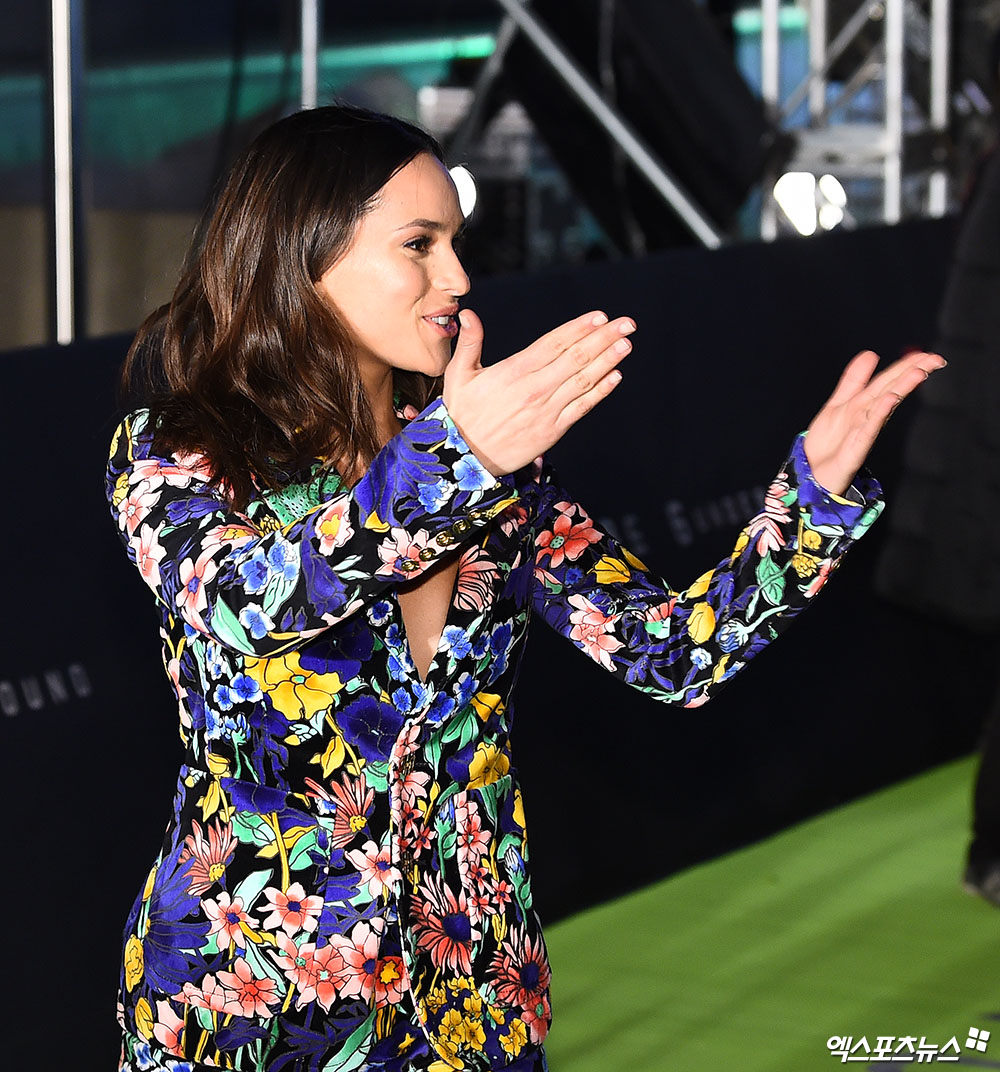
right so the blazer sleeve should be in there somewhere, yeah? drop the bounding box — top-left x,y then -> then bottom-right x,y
106,399 -> 518,657
530,434 -> 884,706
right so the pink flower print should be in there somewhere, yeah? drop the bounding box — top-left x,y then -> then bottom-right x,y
535,503 -> 602,568
399,768 -> 431,809
272,934 -> 343,1012
346,839 -> 402,899
203,892 -> 255,949
375,528 -> 433,579
746,475 -> 792,554
567,593 -> 624,670
130,454 -> 208,490
453,545 -> 500,612
216,956 -> 280,1018
455,796 -> 490,882
373,955 -> 407,1007
488,927 -> 551,1035
152,1000 -> 185,1056
329,920 -> 383,1002
498,501 -> 530,537
467,888 -> 493,926
179,818 -> 237,895
314,498 -> 354,555
201,522 -> 256,555
179,973 -> 228,1013
261,882 -> 323,937
133,524 -> 166,588
327,771 -> 376,849
119,483 -> 157,537
175,550 -> 219,632
411,874 -> 480,975
804,557 -> 835,598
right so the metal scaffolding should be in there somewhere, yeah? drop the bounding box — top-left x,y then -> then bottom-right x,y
760,0 -> 951,237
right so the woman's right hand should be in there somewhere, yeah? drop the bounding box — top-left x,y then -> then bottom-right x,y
442,308 -> 634,476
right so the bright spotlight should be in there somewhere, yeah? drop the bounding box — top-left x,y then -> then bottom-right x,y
449,165 -> 478,219
773,172 -> 818,236
773,171 -> 848,235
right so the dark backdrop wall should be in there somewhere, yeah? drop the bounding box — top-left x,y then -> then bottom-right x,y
2,218 -> 991,1067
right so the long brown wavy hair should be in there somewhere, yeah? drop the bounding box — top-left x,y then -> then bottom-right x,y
122,105 -> 446,508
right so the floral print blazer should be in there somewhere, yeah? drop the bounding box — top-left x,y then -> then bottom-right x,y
106,397 -> 882,1072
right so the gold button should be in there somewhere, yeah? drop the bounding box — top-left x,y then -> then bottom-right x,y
436,531 -> 453,546
400,559 -> 421,573
454,519 -> 471,535
418,547 -> 435,561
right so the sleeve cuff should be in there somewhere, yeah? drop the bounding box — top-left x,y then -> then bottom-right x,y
789,432 -> 884,538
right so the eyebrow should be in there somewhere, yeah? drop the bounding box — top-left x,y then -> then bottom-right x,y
395,218 -> 466,235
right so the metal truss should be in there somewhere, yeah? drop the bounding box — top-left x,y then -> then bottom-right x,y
760,0 -> 951,237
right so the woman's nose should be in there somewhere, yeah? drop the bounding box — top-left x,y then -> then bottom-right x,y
433,250 -> 470,298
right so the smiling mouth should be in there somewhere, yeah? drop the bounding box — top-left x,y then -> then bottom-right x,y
423,314 -> 459,338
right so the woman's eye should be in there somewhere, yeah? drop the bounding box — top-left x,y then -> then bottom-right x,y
405,235 -> 432,253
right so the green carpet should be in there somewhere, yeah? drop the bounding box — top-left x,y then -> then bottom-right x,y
544,758 -> 999,1070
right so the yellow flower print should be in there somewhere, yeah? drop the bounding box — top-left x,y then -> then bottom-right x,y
686,569 -> 714,598
141,863 -> 158,902
440,1008 -> 465,1042
470,692 -> 504,722
467,741 -> 510,789
801,528 -> 823,551
730,529 -> 750,562
487,1003 -> 506,1026
134,996 -> 155,1040
790,552 -> 821,579
592,555 -> 630,584
123,935 -> 144,992
244,651 -> 344,721
621,545 -> 648,571
423,986 -> 448,1014
463,990 -> 483,1019
500,1018 -> 528,1056
112,470 -> 129,509
462,1017 -> 487,1051
512,788 -> 526,831
687,602 -> 716,644
256,514 -> 282,535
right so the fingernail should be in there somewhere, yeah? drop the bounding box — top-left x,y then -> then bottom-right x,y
591,312 -> 608,326
615,338 -> 631,355
619,319 -> 636,334
609,370 -> 622,384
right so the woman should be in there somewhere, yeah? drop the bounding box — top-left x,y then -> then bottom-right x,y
107,105 -> 942,1072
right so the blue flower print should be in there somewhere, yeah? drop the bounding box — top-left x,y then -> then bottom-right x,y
418,477 -> 453,512
238,603 -> 274,640
716,620 -> 746,653
267,536 -> 299,583
239,548 -> 270,594
391,687 -> 414,714
214,684 -> 235,711
338,696 -> 405,762
454,672 -> 477,708
231,673 -> 263,704
368,600 -> 392,626
442,624 -> 473,660
426,691 -> 456,725
453,454 -> 492,492
691,647 -> 713,669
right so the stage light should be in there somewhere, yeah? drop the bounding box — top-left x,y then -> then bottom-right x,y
449,165 -> 478,218
774,171 -> 818,236
774,172 -> 848,236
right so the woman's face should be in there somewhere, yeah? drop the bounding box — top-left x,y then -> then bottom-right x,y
317,152 -> 470,384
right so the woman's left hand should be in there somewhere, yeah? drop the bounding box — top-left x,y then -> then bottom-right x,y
805,349 -> 947,496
